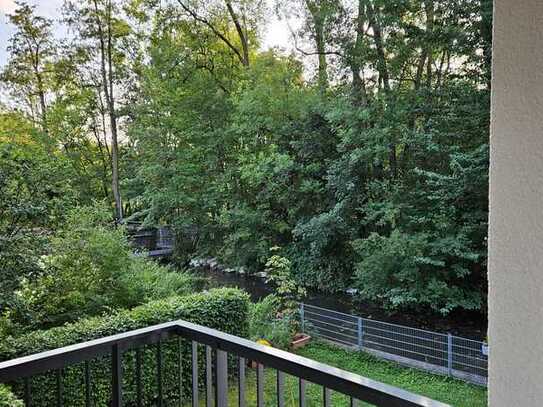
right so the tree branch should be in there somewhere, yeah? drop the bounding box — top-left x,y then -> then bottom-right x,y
176,0 -> 246,66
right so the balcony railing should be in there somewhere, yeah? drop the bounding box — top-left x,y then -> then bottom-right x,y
0,319 -> 450,407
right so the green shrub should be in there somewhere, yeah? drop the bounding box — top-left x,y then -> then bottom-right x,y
1,288 -> 250,406
264,248 -> 306,311
249,295 -> 295,350
15,204 -> 204,329
16,204 -> 135,327
352,230 -> 483,315
0,384 -> 23,407
120,260 -> 206,304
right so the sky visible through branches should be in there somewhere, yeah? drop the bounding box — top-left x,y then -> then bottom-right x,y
0,0 -> 297,66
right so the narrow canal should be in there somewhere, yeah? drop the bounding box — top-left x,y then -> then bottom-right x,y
189,266 -> 487,340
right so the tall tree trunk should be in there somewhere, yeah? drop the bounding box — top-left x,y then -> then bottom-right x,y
366,1 -> 390,93
91,121 -> 112,200
32,50 -> 48,133
480,0 -> 493,89
351,0 -> 368,106
36,76 -> 47,132
106,0 -> 122,221
424,0 -> 434,89
94,0 -> 122,221
367,1 -> 396,177
315,26 -> 328,91
306,1 -> 328,92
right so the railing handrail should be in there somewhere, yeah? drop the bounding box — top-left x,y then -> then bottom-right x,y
0,321 -> 180,382
175,320 -> 450,407
0,319 -> 451,407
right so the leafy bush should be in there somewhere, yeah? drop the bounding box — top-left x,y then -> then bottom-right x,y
0,384 -> 22,407
1,288 -> 250,406
246,249 -> 307,349
0,120 -> 76,319
15,204 -> 202,329
291,206 -> 354,292
353,231 -> 483,315
249,295 -> 294,350
264,248 -> 306,312
120,259 -> 206,305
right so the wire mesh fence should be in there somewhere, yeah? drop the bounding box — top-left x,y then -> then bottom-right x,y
300,303 -> 487,386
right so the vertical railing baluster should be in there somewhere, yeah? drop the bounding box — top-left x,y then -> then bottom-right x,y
157,340 -> 163,407
192,341 -> 198,407
24,377 -> 31,407
323,387 -> 331,407
350,397 -> 358,407
276,371 -> 285,407
300,303 -> 305,333
357,317 -> 363,350
56,369 -> 63,407
112,344 -> 123,407
256,363 -> 264,407
136,348 -> 143,407
215,350 -> 228,407
298,378 -> 306,407
447,333 -> 453,377
206,346 -> 213,407
85,361 -> 91,407
178,338 -> 183,407
238,357 -> 245,407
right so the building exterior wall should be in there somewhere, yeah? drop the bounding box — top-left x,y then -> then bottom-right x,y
489,0 -> 543,405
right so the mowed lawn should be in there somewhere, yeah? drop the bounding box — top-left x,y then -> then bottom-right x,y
193,341 -> 487,407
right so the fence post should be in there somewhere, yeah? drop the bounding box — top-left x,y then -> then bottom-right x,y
447,333 -> 453,377
357,317 -> 363,350
300,303 -> 305,333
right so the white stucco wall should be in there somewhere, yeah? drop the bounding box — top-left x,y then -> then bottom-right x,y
489,0 -> 543,405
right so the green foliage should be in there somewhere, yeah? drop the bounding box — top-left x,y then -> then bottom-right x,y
121,260 -> 206,304
0,385 -> 23,407
249,248 -> 306,349
15,204 -> 201,329
125,0 -> 491,315
1,288 -> 250,406
0,111 -> 76,318
291,203 -> 353,291
248,295 -> 295,350
353,231 -> 479,314
1,0 -> 492,318
265,248 -> 306,311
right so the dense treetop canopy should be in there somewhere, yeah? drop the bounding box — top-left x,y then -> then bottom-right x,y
1,0 -> 491,317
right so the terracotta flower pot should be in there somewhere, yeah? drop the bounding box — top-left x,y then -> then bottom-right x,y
291,333 -> 311,350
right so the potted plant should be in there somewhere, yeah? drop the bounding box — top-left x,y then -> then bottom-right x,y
264,247 -> 310,350
291,332 -> 312,349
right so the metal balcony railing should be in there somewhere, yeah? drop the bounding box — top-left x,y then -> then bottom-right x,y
0,320 -> 450,407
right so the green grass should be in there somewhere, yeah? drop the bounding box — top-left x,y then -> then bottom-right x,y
193,341 -> 487,407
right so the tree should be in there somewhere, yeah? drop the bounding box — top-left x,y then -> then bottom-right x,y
0,111 -> 76,317
1,2 -> 56,132
64,0 -> 130,221
174,0 -> 266,67
278,0 -> 345,92
0,0 -> 492,318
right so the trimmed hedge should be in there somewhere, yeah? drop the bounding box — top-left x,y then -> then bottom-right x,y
0,288 -> 250,406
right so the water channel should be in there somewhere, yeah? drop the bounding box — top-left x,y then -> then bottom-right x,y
190,266 -> 486,340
